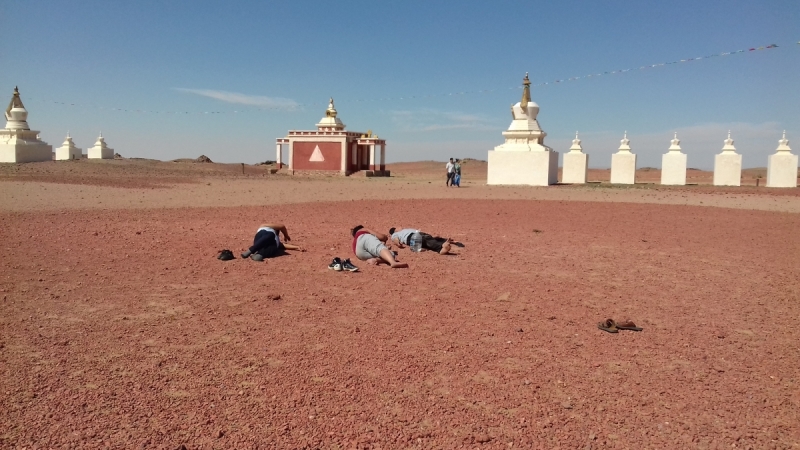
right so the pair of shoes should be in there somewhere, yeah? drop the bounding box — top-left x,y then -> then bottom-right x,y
597,319 -> 643,333
328,257 -> 359,272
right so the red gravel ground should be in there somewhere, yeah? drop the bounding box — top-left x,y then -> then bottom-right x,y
1,160 -> 800,449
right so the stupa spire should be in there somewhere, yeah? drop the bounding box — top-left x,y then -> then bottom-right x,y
520,73 -> 531,110
722,130 -> 736,152
776,130 -> 791,152
568,131 -> 583,153
5,86 -> 30,130
668,132 -> 682,152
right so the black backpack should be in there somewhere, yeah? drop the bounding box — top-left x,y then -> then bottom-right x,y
217,249 -> 235,261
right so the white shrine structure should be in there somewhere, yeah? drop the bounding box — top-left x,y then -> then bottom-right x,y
661,132 -> 687,185
767,131 -> 797,188
87,133 -> 114,159
55,133 -> 82,160
610,132 -> 636,184
713,131 -> 742,186
0,87 -> 53,163
487,73 -> 557,186
276,98 -> 388,176
562,131 -> 588,184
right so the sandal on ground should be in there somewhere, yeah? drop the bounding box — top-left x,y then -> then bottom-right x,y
597,319 -> 619,333
615,320 -> 643,331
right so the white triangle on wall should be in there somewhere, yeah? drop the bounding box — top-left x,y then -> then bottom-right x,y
309,145 -> 325,162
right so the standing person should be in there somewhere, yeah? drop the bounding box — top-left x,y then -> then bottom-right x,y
445,158 -> 455,186
389,227 -> 452,255
350,225 -> 408,268
241,223 -> 304,261
453,159 -> 462,187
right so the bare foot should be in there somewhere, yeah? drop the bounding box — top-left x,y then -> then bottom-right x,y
390,262 -> 408,268
440,243 -> 452,255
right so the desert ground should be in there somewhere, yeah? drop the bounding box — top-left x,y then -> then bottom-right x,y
1,159 -> 799,449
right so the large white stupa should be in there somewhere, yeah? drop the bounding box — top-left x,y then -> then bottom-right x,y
487,73 -> 558,186
0,87 -> 53,163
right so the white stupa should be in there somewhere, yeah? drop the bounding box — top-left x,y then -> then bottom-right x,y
766,131 -> 798,188
562,131 -> 588,184
661,132 -> 687,185
713,131 -> 742,186
87,133 -> 114,159
0,87 -> 53,163
610,132 -> 636,184
487,73 -> 558,186
55,133 -> 82,161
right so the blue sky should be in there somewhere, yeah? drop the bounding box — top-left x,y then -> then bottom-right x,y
2,0 -> 798,169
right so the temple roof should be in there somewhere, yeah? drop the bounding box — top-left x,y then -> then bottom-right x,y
316,97 -> 345,130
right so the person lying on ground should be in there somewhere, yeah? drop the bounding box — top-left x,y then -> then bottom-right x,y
351,225 -> 408,268
388,227 -> 452,255
241,223 -> 304,261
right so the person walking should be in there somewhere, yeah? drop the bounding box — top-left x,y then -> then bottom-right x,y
445,158 -> 455,186
453,159 -> 462,187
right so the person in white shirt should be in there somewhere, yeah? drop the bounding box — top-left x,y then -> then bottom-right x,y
389,227 -> 452,255
445,158 -> 455,186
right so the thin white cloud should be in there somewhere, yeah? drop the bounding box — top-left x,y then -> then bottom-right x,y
175,88 -> 299,109
390,108 -> 499,132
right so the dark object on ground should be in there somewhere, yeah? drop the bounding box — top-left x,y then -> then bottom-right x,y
217,249 -> 235,261
616,320 -> 643,331
113,153 -> 123,159
342,258 -> 359,272
196,155 -> 213,163
597,319 -> 619,333
328,257 -> 343,271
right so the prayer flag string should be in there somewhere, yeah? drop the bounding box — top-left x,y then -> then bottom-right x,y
22,42 -> 790,116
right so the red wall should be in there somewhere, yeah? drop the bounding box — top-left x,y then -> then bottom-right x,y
292,141 -> 342,171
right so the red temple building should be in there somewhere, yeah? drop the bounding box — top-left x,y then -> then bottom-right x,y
276,98 -> 388,176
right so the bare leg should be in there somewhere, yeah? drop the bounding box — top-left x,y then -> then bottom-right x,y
379,248 -> 408,268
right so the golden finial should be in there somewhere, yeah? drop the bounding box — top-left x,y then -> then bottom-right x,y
325,97 -> 337,118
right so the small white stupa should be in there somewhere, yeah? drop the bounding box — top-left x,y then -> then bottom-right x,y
55,133 -> 82,161
562,131 -> 588,184
0,87 -> 53,163
87,133 -> 114,159
487,73 -> 558,186
713,131 -> 742,186
661,132 -> 687,186
610,132 -> 636,184
766,131 -> 798,188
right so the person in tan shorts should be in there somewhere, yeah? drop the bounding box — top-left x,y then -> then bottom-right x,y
350,225 -> 408,268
